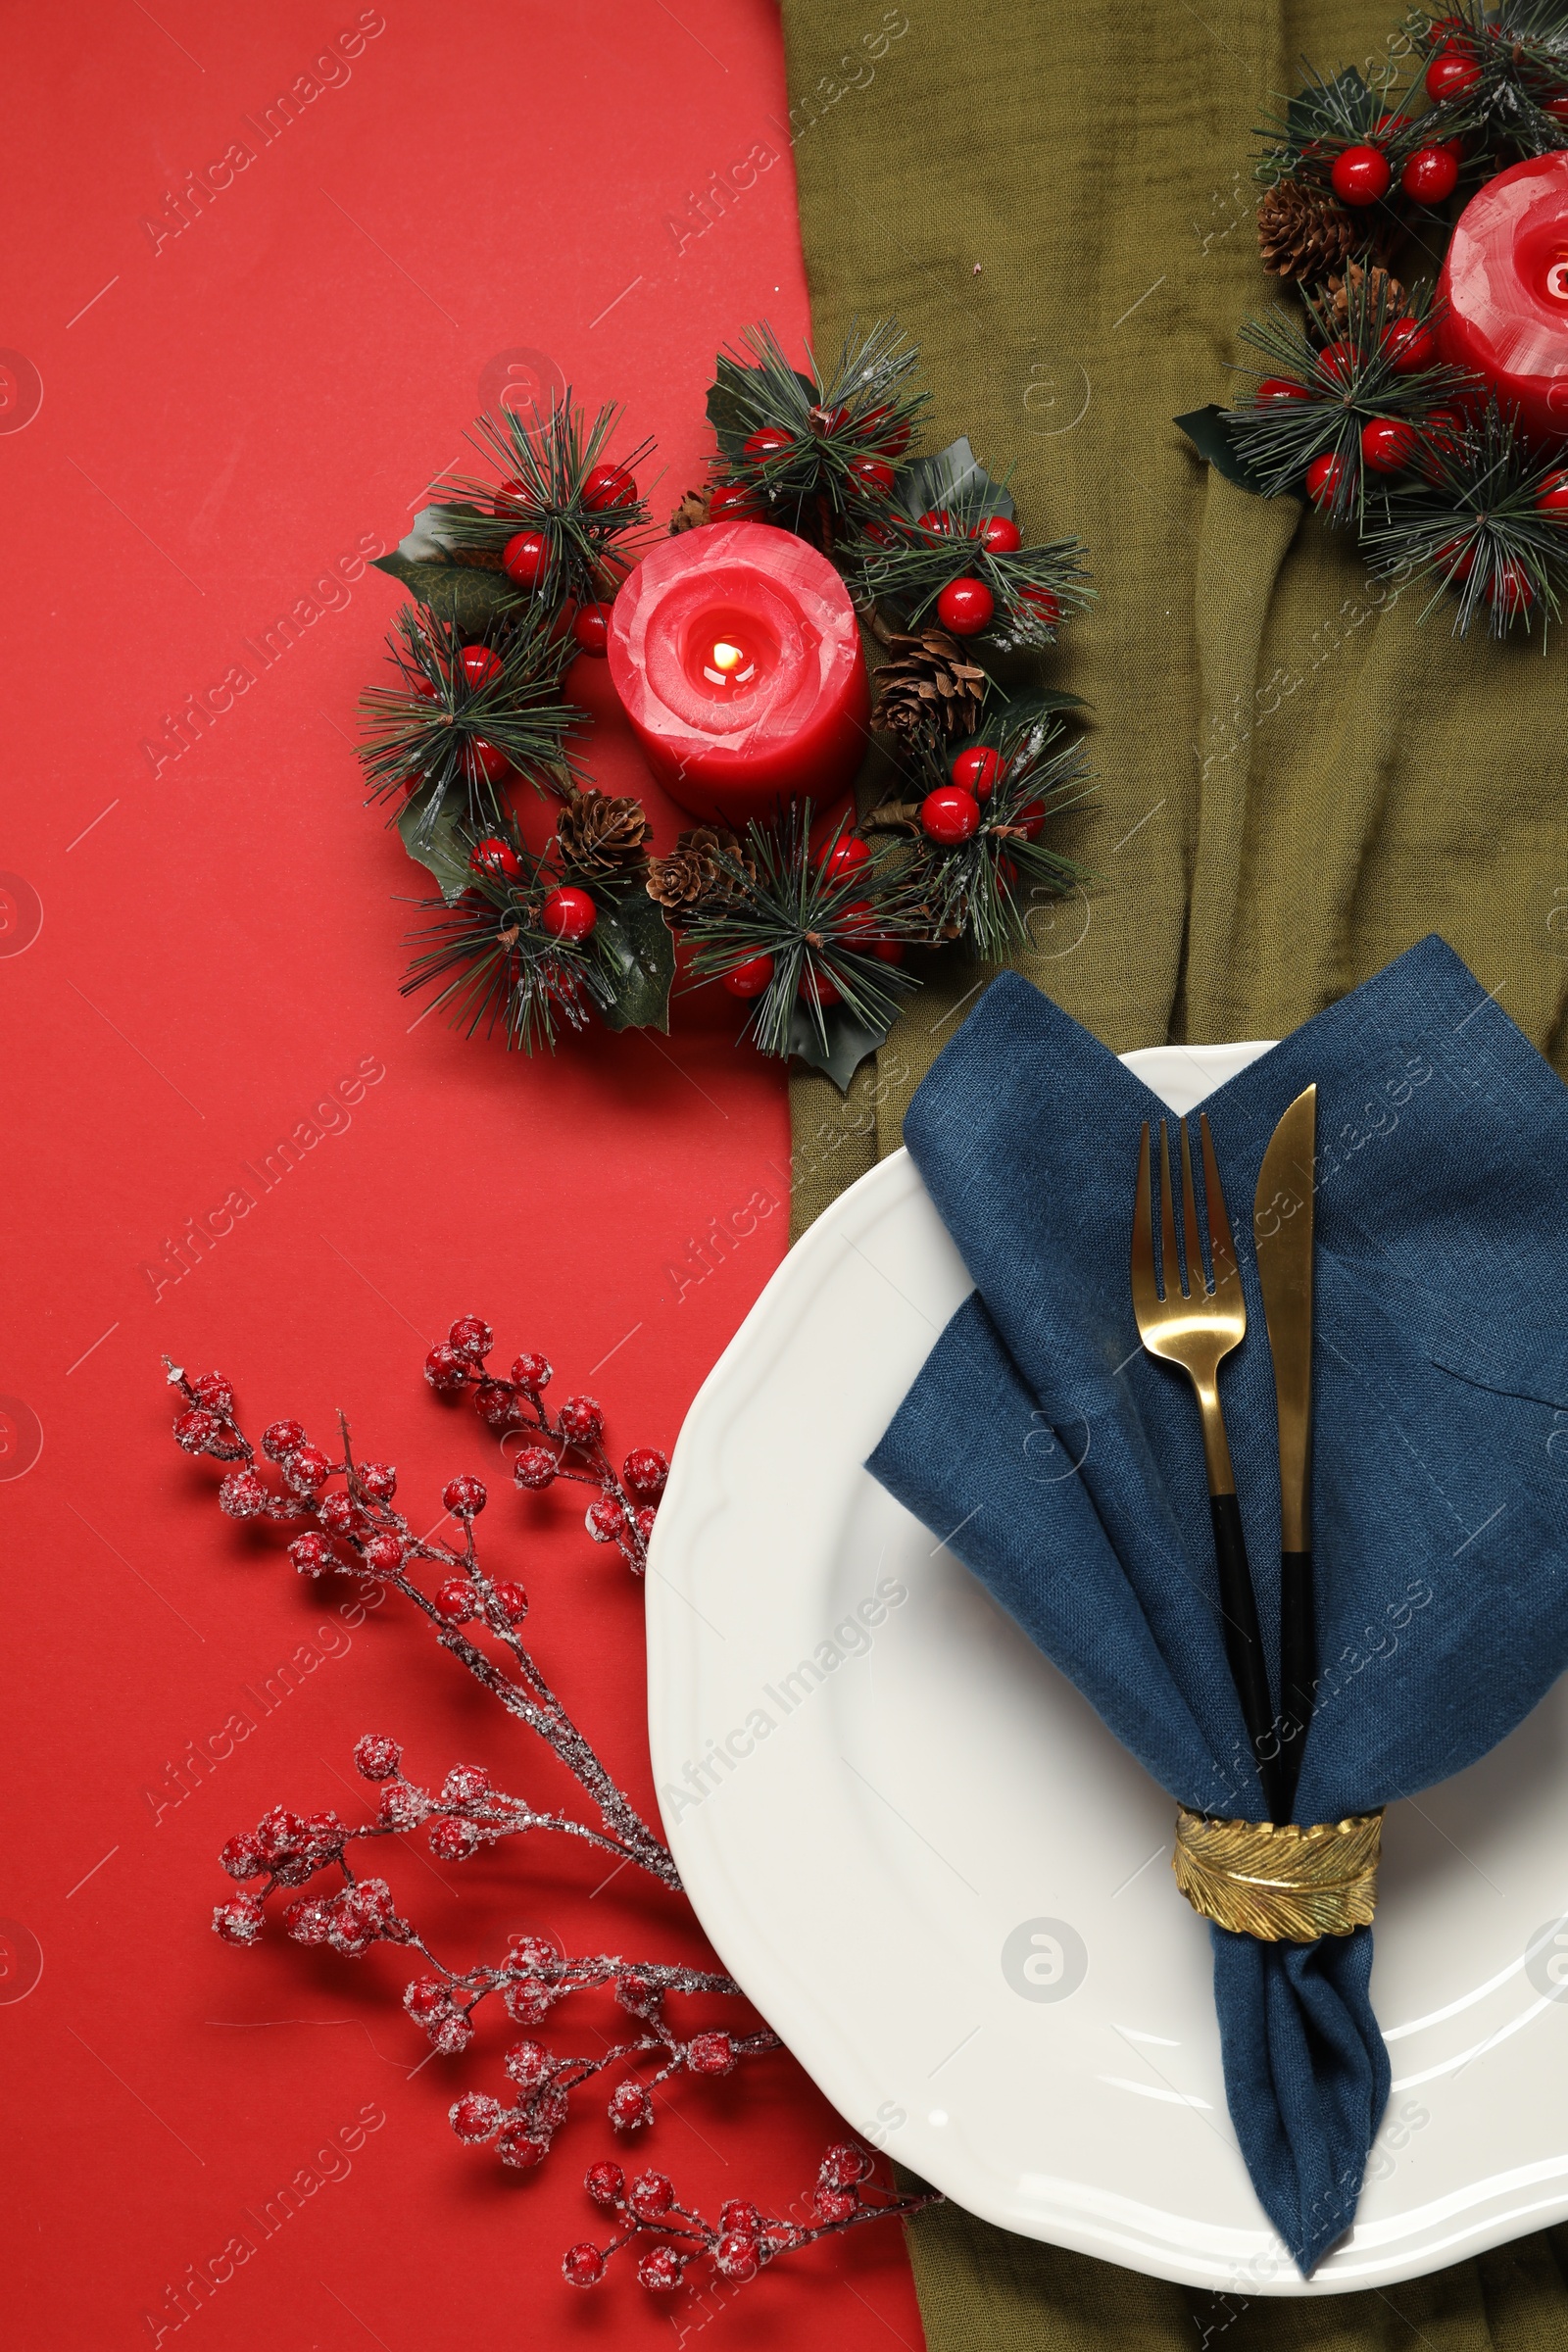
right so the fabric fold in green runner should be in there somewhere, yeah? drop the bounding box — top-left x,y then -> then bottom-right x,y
778,0 -> 1568,2339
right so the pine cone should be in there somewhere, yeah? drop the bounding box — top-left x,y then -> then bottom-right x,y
1326,262 -> 1407,324
556,788 -> 652,876
1256,178 -> 1357,284
646,826 -> 752,917
669,487 -> 710,535
870,628 -> 987,750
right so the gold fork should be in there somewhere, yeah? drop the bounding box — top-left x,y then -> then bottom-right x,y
1131,1114 -> 1283,1821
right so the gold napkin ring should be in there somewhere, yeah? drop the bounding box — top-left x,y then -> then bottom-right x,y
1172,1806 -> 1384,1941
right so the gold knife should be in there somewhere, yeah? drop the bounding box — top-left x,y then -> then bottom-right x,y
1253,1084 -> 1316,1812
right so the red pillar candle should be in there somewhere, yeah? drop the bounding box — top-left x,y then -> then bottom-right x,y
607,519 -> 870,829
1438,151 -> 1568,440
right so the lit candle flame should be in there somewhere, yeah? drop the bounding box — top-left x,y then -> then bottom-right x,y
711,640 -> 744,672
702,636 -> 756,687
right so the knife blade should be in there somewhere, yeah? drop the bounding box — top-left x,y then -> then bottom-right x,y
1253,1083 -> 1316,1812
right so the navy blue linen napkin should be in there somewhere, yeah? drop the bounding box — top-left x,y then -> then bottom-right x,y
867,935 -> 1568,2274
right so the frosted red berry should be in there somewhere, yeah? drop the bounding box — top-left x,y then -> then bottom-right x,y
318,1494 -> 364,1541
497,2122 -> 549,2169
541,885 -> 597,942
505,1977 -> 557,2026
1331,144 -> 1390,206
722,953 -> 774,998
628,2170 -> 675,2222
505,2039 -> 551,2087
450,2092 -> 503,2142
404,1976 -> 449,2022
289,1531 -> 337,1578
442,1473 -> 487,1518
687,2032 -> 735,2076
814,2186 -> 858,2225
357,1460 -> 397,1501
503,529 -> 550,587
564,2242 -> 606,2288
435,1578 -> 478,1622
935,576 -> 994,635
609,2080 -> 654,2130
951,745 -> 1001,801
448,1315 -> 492,1360
585,2158 -> 625,2206
586,1495 -> 625,1543
559,1395 -> 604,1444
638,2247 -> 683,2291
714,2231 -> 760,2280
379,1780 -> 425,1829
191,1372 -> 235,1416
424,1344 -> 468,1394
514,1446 -> 558,1491
283,1445 -> 331,1494
512,1350 -> 552,1392
473,1380 -> 518,1430
364,1533 -> 406,1575
262,1418 -> 307,1461
174,1407 -> 220,1453
719,2198 -> 761,2234
285,1896 -> 333,1944
491,1579 -> 529,1622
821,2141 -> 872,2186
622,1446 -> 668,1498
442,1762 -> 491,1804
220,1832 -> 267,1881
214,1894 -> 265,1945
355,1733 -> 402,1781
920,785 -> 981,845
581,461 -> 637,511
219,1469 -> 268,1519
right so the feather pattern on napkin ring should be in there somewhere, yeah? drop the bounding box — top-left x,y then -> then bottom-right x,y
1172,1807 -> 1384,1941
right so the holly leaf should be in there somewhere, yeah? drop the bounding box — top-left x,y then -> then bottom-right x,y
592,890 -> 675,1033
706,359 -> 817,461
786,999 -> 896,1093
397,785 -> 473,902
898,437 -> 1015,525
1174,407 -> 1271,497
372,550 -> 520,629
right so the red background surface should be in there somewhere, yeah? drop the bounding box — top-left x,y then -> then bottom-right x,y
1,6 -> 925,2345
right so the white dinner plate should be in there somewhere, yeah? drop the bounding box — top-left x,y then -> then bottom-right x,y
645,1041 -> 1568,2295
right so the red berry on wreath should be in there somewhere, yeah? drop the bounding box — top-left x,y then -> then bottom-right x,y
540,886 -> 597,942
502,529 -> 550,587
1425,48 -> 1481,102
863,404 -> 910,455
1417,409 -> 1464,481
1401,144 -> 1459,204
871,937 -> 906,963
1359,416 -> 1416,472
492,476 -> 533,516
952,745 -> 1001,801
1304,451 -> 1345,508
800,965 -> 843,1009
917,507 -> 955,535
1018,584 -> 1061,630
742,426 -> 793,463
936,576 -> 994,635
1536,469 -> 1568,513
410,673 -> 439,702
571,603 -> 611,657
1331,145 -> 1390,206
1492,562 -> 1535,615
1380,317 -> 1437,372
469,836 -> 519,882
848,455 -> 896,497
1318,339 -> 1361,383
723,952 -> 774,998
464,738 -> 512,785
1544,94 -> 1568,122
460,645 -> 503,688
979,514 -> 1022,552
709,480 -> 759,518
920,785 -> 981,844
1256,376 -> 1309,403
1014,799 -> 1047,839
581,462 -> 636,511
818,833 -> 870,880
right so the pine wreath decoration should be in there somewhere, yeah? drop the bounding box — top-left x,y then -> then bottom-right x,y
1179,16 -> 1568,639
360,323 -> 1094,1091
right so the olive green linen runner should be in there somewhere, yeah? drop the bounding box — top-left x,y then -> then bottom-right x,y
777,0 -> 1568,2339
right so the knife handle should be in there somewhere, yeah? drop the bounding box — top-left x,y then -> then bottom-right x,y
1276,1547 -> 1315,1817
1209,1493 -> 1287,1825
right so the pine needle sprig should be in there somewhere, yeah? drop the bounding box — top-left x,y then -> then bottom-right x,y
1226,278 -> 1477,522
849,482 -> 1091,645
1360,397 -> 1568,636
706,318 -> 928,547
424,397 -> 656,609
401,853 -> 600,1054
865,717 -> 1093,960
1253,61 -> 1426,189
680,803 -> 924,1059
358,606 -> 581,832
1414,2 -> 1568,162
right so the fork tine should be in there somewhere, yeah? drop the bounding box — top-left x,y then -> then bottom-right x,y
1199,1112 -> 1239,1292
1179,1118 -> 1208,1298
1130,1121 -> 1157,1315
1158,1119 -> 1184,1300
